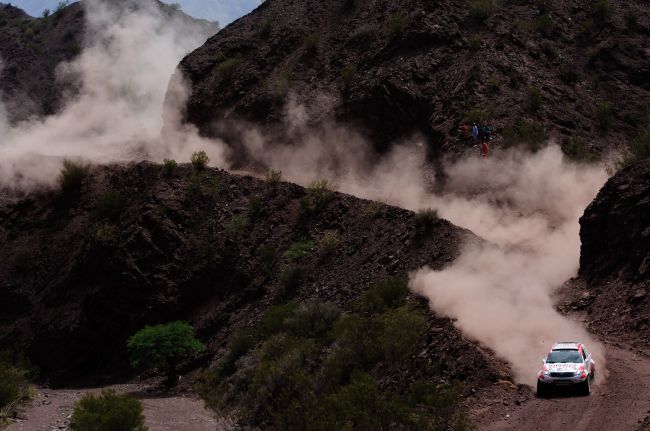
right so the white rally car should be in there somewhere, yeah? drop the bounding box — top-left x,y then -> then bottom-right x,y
537,342 -> 596,396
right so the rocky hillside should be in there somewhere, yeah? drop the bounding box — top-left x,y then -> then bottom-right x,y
0,0 -> 217,124
578,157 -> 650,348
0,162 -> 503,388
178,0 -> 650,159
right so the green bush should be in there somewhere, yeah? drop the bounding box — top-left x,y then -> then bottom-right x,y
0,357 -> 30,411
257,302 -> 299,338
383,11 -> 409,39
69,391 -> 147,431
362,201 -> 384,218
258,243 -> 278,268
378,307 -> 427,368
266,168 -> 282,186
94,223 -> 118,244
319,230 -> 342,259
592,0 -> 612,23
284,302 -> 341,338
304,33 -> 320,55
224,214 -> 249,238
559,63 -> 580,85
464,106 -> 491,124
94,191 -> 127,222
269,72 -> 290,97
163,159 -> 177,176
300,179 -> 335,214
248,195 -> 263,218
527,86 -> 543,112
468,33 -> 482,51
58,159 -> 88,193
618,128 -> 650,168
278,265 -> 304,295
127,321 -> 204,385
283,240 -> 314,261
359,277 -> 409,313
218,329 -> 255,377
532,13 -> 553,36
503,120 -> 548,151
415,208 -> 439,236
468,0 -> 497,22
595,101 -> 615,132
190,150 -> 209,170
216,58 -> 241,81
340,64 -> 358,88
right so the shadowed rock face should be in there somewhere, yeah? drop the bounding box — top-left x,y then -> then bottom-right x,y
579,157 -> 650,347
177,0 -> 649,158
0,162 -> 501,387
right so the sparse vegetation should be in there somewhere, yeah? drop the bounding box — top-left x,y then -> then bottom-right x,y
357,277 -> 409,313
340,64 -> 358,88
278,265 -> 304,295
304,33 -> 320,55
258,243 -> 278,268
266,168 -> 282,186
163,159 -> 177,176
190,150 -> 210,171
559,64 -> 580,85
414,208 -> 440,237
618,128 -> 650,168
283,240 -> 315,262
468,33 -> 483,51
595,101 -> 615,132
300,179 -> 336,213
464,106 -> 491,124
383,10 -> 409,39
0,350 -> 32,421
362,201 -> 384,218
468,0 -> 498,22
198,278 -> 471,431
527,86 -> 543,112
58,159 -> 88,193
248,195 -> 263,218
563,137 -> 599,162
269,72 -> 290,97
319,230 -> 342,259
127,321 -> 204,386
224,214 -> 249,238
216,58 -> 241,81
531,13 -> 553,36
94,223 -> 117,244
69,390 -> 147,431
94,191 -> 127,222
502,120 -> 548,151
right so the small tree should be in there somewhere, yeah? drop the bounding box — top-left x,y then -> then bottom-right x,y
190,151 -> 210,171
70,390 -> 147,431
127,321 -> 204,386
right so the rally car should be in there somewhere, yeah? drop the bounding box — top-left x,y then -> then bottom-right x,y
537,342 -> 596,397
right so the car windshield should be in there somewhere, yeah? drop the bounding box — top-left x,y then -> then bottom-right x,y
546,350 -> 583,364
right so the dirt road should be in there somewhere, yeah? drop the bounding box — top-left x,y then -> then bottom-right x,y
5,384 -> 232,431
477,344 -> 650,431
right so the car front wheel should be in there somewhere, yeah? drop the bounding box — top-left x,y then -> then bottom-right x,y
536,380 -> 549,398
578,377 -> 591,396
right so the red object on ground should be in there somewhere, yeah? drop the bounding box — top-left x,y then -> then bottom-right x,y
481,142 -> 489,159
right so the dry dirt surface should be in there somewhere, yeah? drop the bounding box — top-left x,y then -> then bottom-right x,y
5,384 -> 231,431
475,343 -> 650,431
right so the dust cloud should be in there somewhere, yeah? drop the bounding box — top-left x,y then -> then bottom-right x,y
0,0 -> 222,189
0,0 -> 609,387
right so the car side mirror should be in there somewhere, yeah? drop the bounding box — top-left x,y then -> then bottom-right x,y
542,358 -> 546,364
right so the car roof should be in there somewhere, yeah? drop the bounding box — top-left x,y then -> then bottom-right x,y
552,342 -> 581,351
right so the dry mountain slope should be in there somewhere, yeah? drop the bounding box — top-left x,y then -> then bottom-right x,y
0,162 -> 504,389
178,0 -> 650,159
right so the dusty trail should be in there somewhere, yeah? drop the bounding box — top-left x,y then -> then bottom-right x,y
478,345 -> 650,431
5,384 -> 231,431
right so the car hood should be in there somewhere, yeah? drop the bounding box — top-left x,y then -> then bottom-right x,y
546,363 -> 582,373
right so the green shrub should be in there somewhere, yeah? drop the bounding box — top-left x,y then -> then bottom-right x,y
94,223 -> 117,244
595,101 -> 615,132
0,353 -> 31,411
224,214 -> 249,238
218,329 -> 255,376
269,73 -> 290,97
257,302 -> 299,338
266,168 -> 282,186
415,208 -> 439,236
359,277 -> 409,313
319,230 -> 342,259
69,390 -> 147,431
468,0 -> 497,22
592,0 -> 612,23
304,33 -> 320,55
300,179 -> 336,213
362,201 -> 384,218
216,58 -> 241,81
527,86 -> 543,111
258,243 -> 278,268
464,106 -> 491,124
559,63 -> 580,85
383,10 -> 409,39
283,240 -> 314,261
502,120 -> 548,151
278,265 -> 304,295
340,64 -> 358,87
468,33 -> 482,51
94,191 -> 127,221
190,150 -> 209,170
163,159 -> 177,176
248,195 -> 263,218
618,128 -> 650,168
532,13 -> 553,36
58,159 -> 88,193
378,307 -> 427,368
284,302 -> 341,338
563,137 -> 598,162
127,321 -> 204,385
